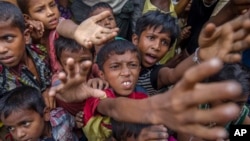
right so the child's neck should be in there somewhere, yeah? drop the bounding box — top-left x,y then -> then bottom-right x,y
41,30 -> 51,51
21,50 -> 40,81
41,121 -> 52,139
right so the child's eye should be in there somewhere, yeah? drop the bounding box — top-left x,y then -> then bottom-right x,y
147,36 -> 154,40
4,35 -> 14,43
7,126 -> 15,132
161,40 -> 170,47
22,121 -> 31,127
50,2 -> 57,8
108,17 -> 114,21
128,63 -> 139,69
110,65 -> 120,69
35,8 -> 44,13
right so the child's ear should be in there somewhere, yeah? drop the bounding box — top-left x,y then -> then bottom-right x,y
98,70 -> 105,80
24,28 -> 31,44
132,33 -> 139,46
23,14 -> 31,21
43,107 -> 50,121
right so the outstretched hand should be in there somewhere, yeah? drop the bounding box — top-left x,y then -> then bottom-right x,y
198,10 -> 250,63
149,58 -> 241,140
49,58 -> 106,102
73,11 -> 119,48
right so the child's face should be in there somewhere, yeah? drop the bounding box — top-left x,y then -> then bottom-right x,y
1,109 -> 46,141
100,51 -> 141,96
132,26 -> 171,68
0,21 -> 29,67
91,8 -> 117,29
27,0 -> 60,30
60,48 -> 93,73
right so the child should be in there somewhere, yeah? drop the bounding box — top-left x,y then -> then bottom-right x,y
16,0 -> 62,75
132,10 -> 247,95
0,86 -> 78,141
87,2 -> 123,56
54,36 -> 108,116
0,1 -> 51,102
83,40 -> 169,141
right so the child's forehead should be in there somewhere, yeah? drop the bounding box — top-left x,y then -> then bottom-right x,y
107,51 -> 139,60
91,8 -> 113,16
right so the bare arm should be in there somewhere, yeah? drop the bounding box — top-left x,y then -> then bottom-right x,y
174,0 -> 191,17
97,58 -> 241,140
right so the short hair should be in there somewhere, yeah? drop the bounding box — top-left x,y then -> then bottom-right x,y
208,63 -> 250,95
96,40 -> 141,71
135,11 -> 180,47
111,118 -> 151,140
54,36 -> 95,64
0,86 -> 45,119
87,2 -> 113,17
16,0 -> 30,14
0,1 -> 26,32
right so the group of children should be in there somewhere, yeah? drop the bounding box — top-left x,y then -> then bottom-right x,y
0,0 -> 250,141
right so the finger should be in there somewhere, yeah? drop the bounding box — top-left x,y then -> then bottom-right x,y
49,95 -> 55,109
79,60 -> 92,80
222,54 -> 242,63
202,23 -> 217,38
84,86 -> 106,99
181,124 -> 228,140
184,103 -> 240,125
90,10 -> 113,22
182,81 -> 241,106
178,58 -> 223,89
66,58 -> 76,78
58,72 -> 67,84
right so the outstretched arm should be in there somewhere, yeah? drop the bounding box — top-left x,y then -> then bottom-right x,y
56,11 -> 119,48
98,58 -> 241,140
157,10 -> 250,87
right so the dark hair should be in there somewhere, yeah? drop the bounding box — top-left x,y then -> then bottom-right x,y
0,1 -> 26,33
54,36 -> 95,64
208,63 -> 250,95
87,2 -> 113,17
135,11 -> 180,47
0,86 -> 45,119
96,40 -> 141,71
111,118 -> 151,141
17,0 -> 30,14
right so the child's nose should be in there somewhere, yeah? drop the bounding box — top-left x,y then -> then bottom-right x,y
0,46 -> 8,54
16,128 -> 26,139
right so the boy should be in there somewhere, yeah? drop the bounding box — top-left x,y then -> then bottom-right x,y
0,86 -> 78,141
83,40 -> 169,140
54,36 -> 108,115
132,10 -> 250,95
0,1 -> 51,103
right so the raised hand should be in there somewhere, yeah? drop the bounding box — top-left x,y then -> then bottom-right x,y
198,11 -> 250,63
149,58 -> 241,140
73,11 -> 119,48
49,58 -> 106,102
87,78 -> 109,90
